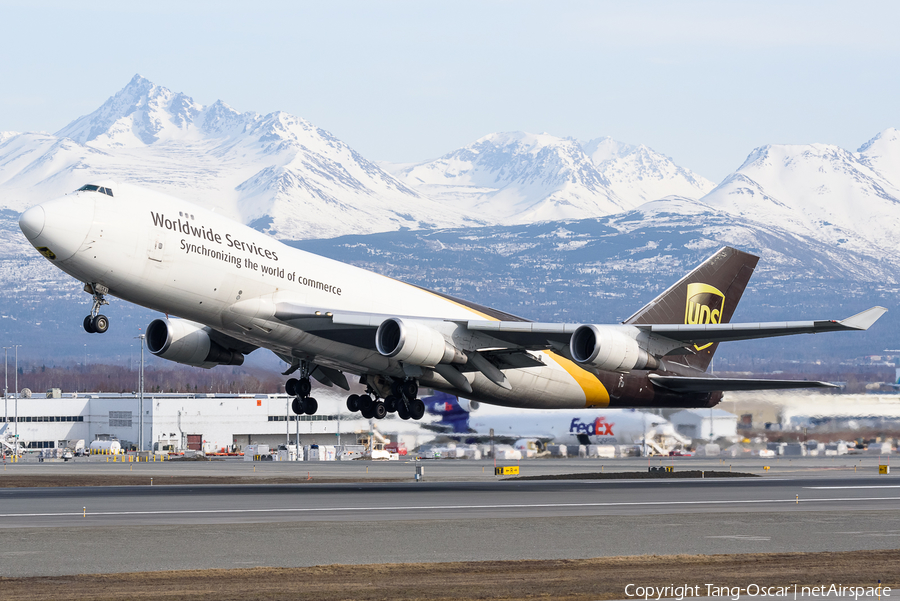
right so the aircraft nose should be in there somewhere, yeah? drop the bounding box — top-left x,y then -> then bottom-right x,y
20,196 -> 96,262
18,205 -> 45,240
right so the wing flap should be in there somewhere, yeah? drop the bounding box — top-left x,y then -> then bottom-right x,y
465,320 -> 576,348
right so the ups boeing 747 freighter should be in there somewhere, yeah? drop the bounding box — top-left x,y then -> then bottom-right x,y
18,181 -> 886,420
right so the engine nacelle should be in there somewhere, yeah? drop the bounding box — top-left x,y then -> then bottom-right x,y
569,325 -> 658,372
146,318 -> 244,369
375,318 -> 466,367
458,399 -> 480,412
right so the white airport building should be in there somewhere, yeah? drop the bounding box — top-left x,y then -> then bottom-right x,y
670,408 -> 738,441
723,390 -> 900,432
0,388 -> 436,454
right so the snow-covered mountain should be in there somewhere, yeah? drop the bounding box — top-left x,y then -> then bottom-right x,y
0,75 -> 482,239
582,137 -> 715,204
1,74 -> 899,274
858,128 -> 900,190
382,132 -> 713,224
701,132 -> 900,263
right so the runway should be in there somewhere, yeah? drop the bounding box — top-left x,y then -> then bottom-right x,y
2,472 -> 899,577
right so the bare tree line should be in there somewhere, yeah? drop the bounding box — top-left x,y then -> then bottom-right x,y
8,361 -> 892,397
10,363 -> 284,395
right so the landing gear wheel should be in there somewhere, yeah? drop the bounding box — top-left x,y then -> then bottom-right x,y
409,399 -> 425,420
285,378 -> 299,396
84,283 -> 110,333
291,397 -> 303,415
360,403 -> 375,419
358,395 -> 374,413
92,314 -> 109,334
304,397 -> 318,415
397,403 -> 411,420
384,395 -> 398,413
372,401 -> 387,420
346,394 -> 360,412
402,380 -> 418,400
298,378 -> 312,398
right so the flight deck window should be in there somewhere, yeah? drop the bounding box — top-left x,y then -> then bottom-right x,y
76,184 -> 114,197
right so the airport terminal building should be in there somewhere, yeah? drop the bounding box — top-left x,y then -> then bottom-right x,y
0,389 -> 424,453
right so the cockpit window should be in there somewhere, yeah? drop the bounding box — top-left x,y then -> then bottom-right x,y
76,184 -> 114,197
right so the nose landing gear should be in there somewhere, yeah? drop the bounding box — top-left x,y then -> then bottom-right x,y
82,283 -> 110,334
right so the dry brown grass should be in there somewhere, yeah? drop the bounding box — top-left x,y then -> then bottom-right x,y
1,550 -> 896,601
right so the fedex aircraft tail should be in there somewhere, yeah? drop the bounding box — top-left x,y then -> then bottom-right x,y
422,392 -> 470,433
624,247 -> 759,372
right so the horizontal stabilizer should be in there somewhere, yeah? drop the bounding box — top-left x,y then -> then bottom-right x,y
649,374 -> 839,393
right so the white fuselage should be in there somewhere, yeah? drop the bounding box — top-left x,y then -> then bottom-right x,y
468,408 -> 690,450
20,183 -> 611,410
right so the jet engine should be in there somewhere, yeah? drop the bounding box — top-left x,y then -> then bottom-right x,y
375,318 -> 466,367
146,318 -> 244,369
458,399 -> 480,412
569,325 -> 658,372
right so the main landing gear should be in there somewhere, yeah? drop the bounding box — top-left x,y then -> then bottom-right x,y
346,378 -> 426,421
285,375 -> 318,416
82,283 -> 110,334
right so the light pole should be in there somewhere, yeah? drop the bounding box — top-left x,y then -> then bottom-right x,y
3,347 -> 9,433
12,345 -> 20,442
642,410 -> 646,457
135,334 -> 145,452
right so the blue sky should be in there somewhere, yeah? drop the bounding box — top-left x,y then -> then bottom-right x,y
1,1 -> 898,181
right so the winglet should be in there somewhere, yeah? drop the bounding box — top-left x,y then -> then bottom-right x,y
839,306 -> 888,331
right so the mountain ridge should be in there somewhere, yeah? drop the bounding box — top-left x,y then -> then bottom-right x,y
2,75 -> 723,240
2,74 -> 477,240
0,75 -> 898,366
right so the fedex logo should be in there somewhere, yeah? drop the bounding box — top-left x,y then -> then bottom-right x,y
431,402 -> 456,414
570,417 -> 614,437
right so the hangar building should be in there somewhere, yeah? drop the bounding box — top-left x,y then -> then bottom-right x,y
0,388 -> 433,453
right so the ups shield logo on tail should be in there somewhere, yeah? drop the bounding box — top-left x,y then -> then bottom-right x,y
685,282 -> 725,350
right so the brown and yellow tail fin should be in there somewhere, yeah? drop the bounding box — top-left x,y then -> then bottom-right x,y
623,247 -> 759,372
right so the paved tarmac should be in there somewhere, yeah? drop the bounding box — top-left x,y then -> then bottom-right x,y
1,460 -> 898,577
0,453 -> 891,480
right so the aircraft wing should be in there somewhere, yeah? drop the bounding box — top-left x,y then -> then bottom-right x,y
648,374 -> 839,392
465,306 -> 887,347
275,302 -> 887,357
462,320 -> 579,348
634,306 -> 887,344
273,304 -> 383,350
272,303 -> 543,390
207,328 -> 260,355
274,303 -> 548,352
